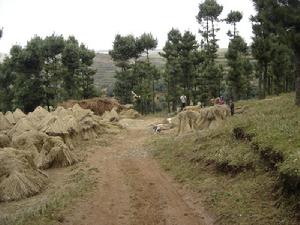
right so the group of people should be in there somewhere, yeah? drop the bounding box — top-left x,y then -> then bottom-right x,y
179,94 -> 235,116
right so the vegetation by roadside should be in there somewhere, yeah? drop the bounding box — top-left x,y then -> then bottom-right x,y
151,93 -> 300,225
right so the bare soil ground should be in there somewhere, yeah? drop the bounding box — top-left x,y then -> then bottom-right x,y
61,117 -> 214,225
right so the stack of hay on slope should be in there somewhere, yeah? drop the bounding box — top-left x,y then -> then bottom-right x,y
177,105 -> 230,135
0,104 -> 121,202
0,148 -> 48,202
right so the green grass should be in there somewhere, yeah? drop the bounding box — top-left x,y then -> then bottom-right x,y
150,93 -> 300,225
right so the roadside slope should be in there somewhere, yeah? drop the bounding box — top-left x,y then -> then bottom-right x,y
152,93 -> 300,225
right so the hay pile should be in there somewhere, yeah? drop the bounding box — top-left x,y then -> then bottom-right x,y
0,104 -> 121,202
178,105 -> 230,135
119,109 -> 141,119
1,105 -> 119,170
59,97 -> 126,116
0,113 -> 12,131
0,148 -> 48,202
0,134 -> 10,148
102,108 -> 120,122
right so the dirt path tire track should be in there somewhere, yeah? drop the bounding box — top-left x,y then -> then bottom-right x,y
62,118 -> 214,225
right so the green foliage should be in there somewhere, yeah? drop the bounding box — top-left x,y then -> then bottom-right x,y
226,34 -> 254,100
197,0 -> 224,101
110,33 -> 160,113
160,29 -> 203,111
109,34 -> 141,69
225,10 -> 243,38
225,10 -> 254,101
196,0 -> 223,23
251,0 -> 299,103
0,34 -> 96,112
138,33 -> 158,61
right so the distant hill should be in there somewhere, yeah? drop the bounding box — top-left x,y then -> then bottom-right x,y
92,49 -> 230,90
92,53 -> 118,89
92,50 -> 166,89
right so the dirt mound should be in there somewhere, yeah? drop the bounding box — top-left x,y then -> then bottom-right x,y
59,97 -> 125,116
0,148 -> 48,202
119,109 -> 141,119
178,105 -> 230,135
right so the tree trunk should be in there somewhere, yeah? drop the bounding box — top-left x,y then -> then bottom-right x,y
206,19 -> 209,46
234,23 -> 236,38
268,73 -> 272,95
295,51 -> 300,106
258,73 -> 264,99
152,79 -> 155,113
262,63 -> 268,99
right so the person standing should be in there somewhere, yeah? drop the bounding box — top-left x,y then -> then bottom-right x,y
180,94 -> 187,111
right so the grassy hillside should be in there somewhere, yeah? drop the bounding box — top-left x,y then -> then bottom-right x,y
92,53 -> 117,89
151,93 -> 300,225
92,51 -> 166,89
92,49 -> 240,89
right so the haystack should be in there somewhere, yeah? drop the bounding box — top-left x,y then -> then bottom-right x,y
12,130 -> 47,154
53,106 -> 71,118
0,112 -> 12,131
4,111 -> 16,125
178,105 -> 230,135
0,148 -> 48,202
1,103 -> 121,172
0,134 -> 10,148
7,118 -> 35,138
27,106 -> 50,128
36,136 -> 77,169
102,108 -> 120,122
12,108 -> 26,122
39,115 -> 79,137
119,109 -> 141,119
183,105 -> 202,112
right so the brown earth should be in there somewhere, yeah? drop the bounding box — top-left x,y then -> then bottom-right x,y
61,118 -> 214,225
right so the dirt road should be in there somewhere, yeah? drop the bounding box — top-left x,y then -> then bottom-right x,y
63,118 -> 214,225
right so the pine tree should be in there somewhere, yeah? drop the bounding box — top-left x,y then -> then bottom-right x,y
160,29 -> 183,112
138,33 -> 159,112
225,11 -> 253,101
196,0 -> 224,100
251,0 -> 273,99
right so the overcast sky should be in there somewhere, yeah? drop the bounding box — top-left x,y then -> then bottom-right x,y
0,0 -> 256,54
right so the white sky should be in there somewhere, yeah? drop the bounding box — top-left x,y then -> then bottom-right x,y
0,0 -> 255,54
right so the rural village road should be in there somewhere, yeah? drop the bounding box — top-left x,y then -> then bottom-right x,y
63,118 -> 214,225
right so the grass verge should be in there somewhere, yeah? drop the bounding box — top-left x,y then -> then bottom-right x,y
151,93 -> 300,225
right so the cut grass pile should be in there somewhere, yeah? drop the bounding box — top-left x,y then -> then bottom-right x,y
0,166 -> 97,225
151,93 -> 300,225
